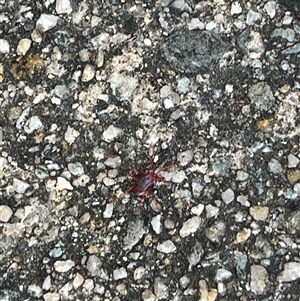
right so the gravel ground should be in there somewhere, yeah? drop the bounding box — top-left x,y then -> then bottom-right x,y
1,0 -> 300,300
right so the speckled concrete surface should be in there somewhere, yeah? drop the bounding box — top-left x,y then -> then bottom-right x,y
0,1 -> 300,300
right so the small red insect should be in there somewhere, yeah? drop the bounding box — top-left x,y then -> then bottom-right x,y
113,139 -> 177,211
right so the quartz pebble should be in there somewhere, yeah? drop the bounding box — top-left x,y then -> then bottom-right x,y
250,265 -> 269,295
215,269 -> 232,281
177,149 -> 193,166
123,219 -> 146,251
36,14 -> 59,32
103,202 -> 114,218
113,267 -> 128,280
151,214 -> 162,234
287,154 -> 299,168
102,125 -> 123,143
0,39 -> 10,53
87,255 -> 102,276
103,156 -> 121,168
43,293 -> 60,301
221,188 -> 234,204
179,216 -> 202,238
64,126 -> 80,145
157,240 -> 176,254
56,0 -> 73,14
13,178 -> 30,194
154,277 -> 168,300
27,284 -> 43,298
0,206 -> 13,222
54,260 -> 75,272
250,206 -> 269,221
264,1 -> 276,18
268,158 -> 283,174
56,177 -> 73,190
17,38 -> 31,55
277,262 -> 300,282
68,162 -> 84,176
231,2 -> 242,15
82,64 -> 95,82
24,116 -> 43,134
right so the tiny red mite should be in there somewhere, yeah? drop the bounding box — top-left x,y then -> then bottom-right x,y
112,139 -> 177,211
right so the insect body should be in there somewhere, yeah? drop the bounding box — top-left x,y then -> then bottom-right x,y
112,140 -> 177,211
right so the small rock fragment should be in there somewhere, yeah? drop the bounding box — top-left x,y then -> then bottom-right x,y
277,262 -> 300,282
191,203 -> 205,216
17,38 -> 32,56
56,0 -> 73,14
179,216 -> 202,238
82,64 -> 95,82
36,14 -> 59,32
0,205 -> 13,222
0,39 -> 10,53
113,267 -> 128,280
27,284 -> 43,298
250,265 -> 269,295
103,156 -> 121,168
56,177 -> 73,190
231,2 -> 242,15
268,158 -> 283,174
87,255 -> 102,276
54,260 -> 75,272
24,116 -> 43,134
102,125 -> 123,143
13,178 -> 30,194
43,293 -> 60,301
103,202 -> 114,218
215,269 -> 232,281
123,219 -> 146,251
222,188 -> 235,204
287,154 -> 299,168
236,228 -> 251,243
177,149 -> 193,166
264,1 -> 276,18
154,277 -> 168,300
250,206 -> 269,221
205,221 -> 226,243
151,214 -> 162,234
68,162 -> 84,176
157,240 -> 176,254
64,126 -> 80,145
73,273 -> 84,288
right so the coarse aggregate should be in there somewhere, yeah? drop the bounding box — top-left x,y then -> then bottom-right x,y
0,0 -> 300,301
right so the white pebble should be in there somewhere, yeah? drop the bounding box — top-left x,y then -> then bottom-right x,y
250,206 -> 269,221
221,188 -> 234,204
246,10 -> 262,26
36,14 -> 59,32
0,39 -> 10,53
177,149 -> 193,166
0,205 -> 13,222
56,0 -> 73,14
42,275 -> 52,290
264,1 -> 276,19
24,116 -> 43,134
268,158 -> 283,174
28,284 -> 43,298
287,154 -> 299,168
17,38 -> 32,55
179,216 -> 202,238
82,64 -> 95,82
73,273 -> 84,288
113,267 -> 128,280
103,156 -> 121,168
157,240 -> 176,254
215,268 -> 232,281
151,214 -> 162,234
43,293 -> 60,301
13,178 -> 30,194
102,125 -> 123,143
64,125 -> 79,145
278,262 -> 300,282
144,38 -> 152,46
103,202 -> 114,218
54,260 -> 75,272
231,2 -> 242,15
191,204 -> 204,216
68,162 -> 84,176
56,177 -> 73,190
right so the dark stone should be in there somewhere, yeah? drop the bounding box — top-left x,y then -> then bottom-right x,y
160,29 -> 231,75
